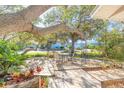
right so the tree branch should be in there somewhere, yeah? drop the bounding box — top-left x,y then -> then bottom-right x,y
20,5 -> 52,22
0,5 -> 52,34
29,23 -> 71,36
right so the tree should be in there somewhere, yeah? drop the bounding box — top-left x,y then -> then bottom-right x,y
40,5 -> 96,56
0,5 -> 70,35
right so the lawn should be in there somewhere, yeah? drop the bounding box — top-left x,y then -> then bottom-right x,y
75,49 -> 103,58
24,51 -> 54,58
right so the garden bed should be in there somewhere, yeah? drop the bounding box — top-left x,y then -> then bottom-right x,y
4,76 -> 39,88
82,65 -> 122,71
101,78 -> 124,88
0,65 -> 44,88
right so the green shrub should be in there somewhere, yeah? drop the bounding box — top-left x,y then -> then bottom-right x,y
0,79 -> 5,87
76,47 -> 82,50
60,46 -> 64,50
0,40 -> 25,76
111,43 -> 124,61
87,44 -> 95,49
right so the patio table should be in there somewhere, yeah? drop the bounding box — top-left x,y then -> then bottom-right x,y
58,53 -> 70,62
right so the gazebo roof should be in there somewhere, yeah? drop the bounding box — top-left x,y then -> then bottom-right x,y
91,5 -> 124,22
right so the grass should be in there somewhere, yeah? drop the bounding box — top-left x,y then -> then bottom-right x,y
23,50 -> 123,64
24,51 -> 54,59
75,49 -> 103,57
25,51 -> 48,57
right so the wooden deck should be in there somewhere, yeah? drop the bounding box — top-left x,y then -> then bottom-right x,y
47,60 -> 124,88
36,59 -> 124,88
87,69 -> 124,81
48,69 -> 101,88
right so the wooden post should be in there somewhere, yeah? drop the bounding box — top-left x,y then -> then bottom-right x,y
38,76 -> 41,88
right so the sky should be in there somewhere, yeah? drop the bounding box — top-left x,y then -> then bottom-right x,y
107,21 -> 124,31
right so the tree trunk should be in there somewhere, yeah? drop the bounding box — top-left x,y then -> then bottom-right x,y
70,34 -> 75,57
83,32 -> 88,63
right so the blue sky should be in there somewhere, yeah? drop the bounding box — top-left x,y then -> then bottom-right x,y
107,21 -> 124,31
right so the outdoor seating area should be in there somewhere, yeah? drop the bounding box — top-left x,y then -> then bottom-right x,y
0,5 -> 124,88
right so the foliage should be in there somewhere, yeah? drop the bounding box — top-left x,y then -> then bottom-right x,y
0,39 -> 25,75
0,79 -> 6,87
97,29 -> 124,61
76,47 -> 82,50
7,32 -> 35,50
0,5 -> 25,14
112,43 -> 124,61
87,44 -> 96,49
